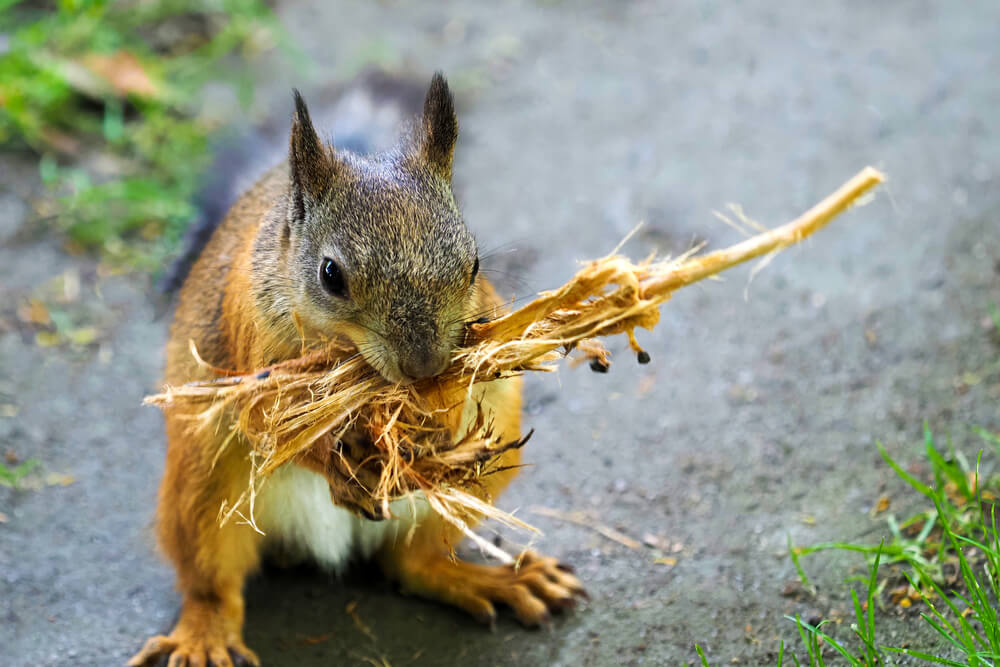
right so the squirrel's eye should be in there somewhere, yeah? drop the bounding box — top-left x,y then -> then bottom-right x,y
320,258 -> 348,299
470,257 -> 479,285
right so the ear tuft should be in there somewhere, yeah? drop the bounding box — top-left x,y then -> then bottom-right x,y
289,89 -> 335,220
420,72 -> 458,180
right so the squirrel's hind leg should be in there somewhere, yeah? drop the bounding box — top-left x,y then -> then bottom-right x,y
377,374 -> 587,627
379,542 -> 587,628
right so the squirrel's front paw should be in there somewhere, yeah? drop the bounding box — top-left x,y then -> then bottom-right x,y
128,632 -> 258,667
128,607 -> 259,667
397,550 -> 587,628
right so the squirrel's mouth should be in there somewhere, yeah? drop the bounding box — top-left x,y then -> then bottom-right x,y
347,327 -> 452,385
381,365 -> 416,385
357,349 -> 407,385
376,356 -> 449,386
355,344 -> 417,386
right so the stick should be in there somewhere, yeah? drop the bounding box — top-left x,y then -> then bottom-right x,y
528,505 -> 643,550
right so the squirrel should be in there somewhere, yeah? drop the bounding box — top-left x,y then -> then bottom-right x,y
129,73 -> 586,667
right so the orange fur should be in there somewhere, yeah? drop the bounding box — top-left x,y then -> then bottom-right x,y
132,80 -> 584,667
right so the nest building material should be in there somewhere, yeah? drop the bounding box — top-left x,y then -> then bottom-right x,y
147,167 -> 885,555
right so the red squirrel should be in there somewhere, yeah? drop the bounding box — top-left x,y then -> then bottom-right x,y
130,73 -> 585,667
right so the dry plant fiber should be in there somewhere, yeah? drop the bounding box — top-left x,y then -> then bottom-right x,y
147,166 -> 885,560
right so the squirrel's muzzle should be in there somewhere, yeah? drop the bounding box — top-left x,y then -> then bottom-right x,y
399,348 -> 450,381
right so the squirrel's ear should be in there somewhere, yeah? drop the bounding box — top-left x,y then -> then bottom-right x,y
289,89 -> 335,220
420,72 -> 458,180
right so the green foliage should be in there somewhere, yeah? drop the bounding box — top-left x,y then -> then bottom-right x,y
0,458 -> 39,488
692,308 -> 1000,666
792,426 -> 999,592
0,0 -> 281,269
779,548 -> 887,666
779,426 -> 1000,665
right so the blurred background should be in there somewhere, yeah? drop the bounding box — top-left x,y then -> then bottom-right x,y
1,1 -> 999,665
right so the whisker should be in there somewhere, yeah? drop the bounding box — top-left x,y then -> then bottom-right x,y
478,268 -> 534,294
444,291 -> 539,328
477,239 -> 529,261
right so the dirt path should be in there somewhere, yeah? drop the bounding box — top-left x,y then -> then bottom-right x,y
2,2 -> 999,665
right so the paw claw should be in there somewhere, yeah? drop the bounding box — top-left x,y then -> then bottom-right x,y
229,649 -> 258,667
396,551 -> 586,629
555,594 -> 577,611
129,632 -> 256,667
474,606 -> 498,629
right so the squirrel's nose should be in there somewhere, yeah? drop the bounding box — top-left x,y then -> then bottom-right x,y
399,352 -> 450,380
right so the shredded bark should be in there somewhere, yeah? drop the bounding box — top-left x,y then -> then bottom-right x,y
146,167 -> 884,558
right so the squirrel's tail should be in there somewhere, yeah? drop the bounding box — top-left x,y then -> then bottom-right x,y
157,69 -> 428,295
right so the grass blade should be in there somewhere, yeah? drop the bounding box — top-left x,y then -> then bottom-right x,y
877,440 -> 934,498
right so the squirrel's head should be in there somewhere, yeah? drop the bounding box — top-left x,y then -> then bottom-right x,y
265,73 -> 480,384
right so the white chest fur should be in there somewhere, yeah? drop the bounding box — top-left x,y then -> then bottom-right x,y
255,464 -> 429,573
252,376 -> 518,572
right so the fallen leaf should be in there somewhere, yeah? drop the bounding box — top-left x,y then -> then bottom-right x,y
35,331 -> 62,347
68,327 -> 99,346
961,371 -> 982,387
653,556 -> 677,566
0,404 -> 17,418
871,494 -> 890,517
18,299 -> 51,326
0,512 -> 7,523
82,50 -> 160,98
889,584 -> 909,604
45,473 -> 75,487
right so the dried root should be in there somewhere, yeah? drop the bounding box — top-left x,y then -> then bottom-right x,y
146,167 -> 884,549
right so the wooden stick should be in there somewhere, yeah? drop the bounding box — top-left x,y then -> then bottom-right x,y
528,505 -> 643,550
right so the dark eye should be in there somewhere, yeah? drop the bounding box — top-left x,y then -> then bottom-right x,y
320,258 -> 349,298
470,257 -> 479,285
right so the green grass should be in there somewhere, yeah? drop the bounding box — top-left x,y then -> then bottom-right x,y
0,0 -> 283,271
700,430 -> 1000,665
0,458 -> 39,488
699,310 -> 1000,665
782,427 -> 1000,666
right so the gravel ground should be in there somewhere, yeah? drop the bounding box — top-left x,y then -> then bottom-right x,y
2,1 -> 999,665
